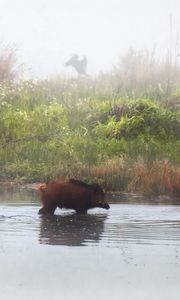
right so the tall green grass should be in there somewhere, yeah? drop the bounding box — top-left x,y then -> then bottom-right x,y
0,77 -> 179,196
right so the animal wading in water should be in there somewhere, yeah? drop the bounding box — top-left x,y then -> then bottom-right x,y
38,179 -> 110,215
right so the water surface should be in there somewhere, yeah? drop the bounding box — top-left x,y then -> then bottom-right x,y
0,189 -> 180,300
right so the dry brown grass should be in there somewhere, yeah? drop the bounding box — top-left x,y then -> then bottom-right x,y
53,158 -> 179,196
90,157 -> 130,190
128,160 -> 180,196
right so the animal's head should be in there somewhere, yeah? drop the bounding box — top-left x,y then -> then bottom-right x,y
65,54 -> 78,67
91,184 -> 110,210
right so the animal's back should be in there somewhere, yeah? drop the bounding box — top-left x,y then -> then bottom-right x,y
41,180 -> 90,208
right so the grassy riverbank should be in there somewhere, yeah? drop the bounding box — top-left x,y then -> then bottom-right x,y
0,76 -> 179,196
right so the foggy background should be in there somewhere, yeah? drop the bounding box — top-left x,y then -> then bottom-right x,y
0,0 -> 180,78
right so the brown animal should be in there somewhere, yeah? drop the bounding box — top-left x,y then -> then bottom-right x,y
38,179 -> 110,215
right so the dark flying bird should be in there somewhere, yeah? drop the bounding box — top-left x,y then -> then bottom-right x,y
65,54 -> 88,76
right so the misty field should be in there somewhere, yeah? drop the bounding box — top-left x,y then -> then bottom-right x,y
0,49 -> 180,196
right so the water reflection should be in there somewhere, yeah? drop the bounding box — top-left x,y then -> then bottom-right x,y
1,191 -> 180,300
39,214 -> 107,246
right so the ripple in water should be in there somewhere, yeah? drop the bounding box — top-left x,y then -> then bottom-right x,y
1,201 -> 180,247
102,204 -> 180,247
1,191 -> 180,300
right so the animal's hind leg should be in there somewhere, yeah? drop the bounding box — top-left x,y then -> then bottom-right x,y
38,205 -> 57,215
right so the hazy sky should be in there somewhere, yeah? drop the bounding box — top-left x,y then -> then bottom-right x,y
0,0 -> 180,78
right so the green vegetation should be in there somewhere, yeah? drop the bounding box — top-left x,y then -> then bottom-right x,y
0,47 -> 179,196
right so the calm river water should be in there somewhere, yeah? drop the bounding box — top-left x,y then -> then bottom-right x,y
0,189 -> 180,300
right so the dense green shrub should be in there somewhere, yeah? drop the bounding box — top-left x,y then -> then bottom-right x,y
0,78 -> 179,193
96,99 -> 180,141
